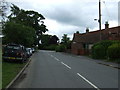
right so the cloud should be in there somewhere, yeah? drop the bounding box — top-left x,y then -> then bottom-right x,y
7,0 -> 119,40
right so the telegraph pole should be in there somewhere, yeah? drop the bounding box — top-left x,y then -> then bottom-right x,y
99,0 -> 102,40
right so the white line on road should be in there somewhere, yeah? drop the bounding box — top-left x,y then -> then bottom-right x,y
51,55 -> 54,57
54,57 -> 60,61
49,54 -> 60,61
77,73 -> 100,90
61,62 -> 71,69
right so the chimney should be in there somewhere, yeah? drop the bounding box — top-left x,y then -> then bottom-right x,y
86,28 -> 89,33
105,21 -> 109,29
76,31 -> 79,34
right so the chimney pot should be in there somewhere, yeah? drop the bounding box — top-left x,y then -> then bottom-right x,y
105,21 -> 109,29
86,28 -> 89,33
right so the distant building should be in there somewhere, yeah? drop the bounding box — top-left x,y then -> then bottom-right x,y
71,23 -> 120,55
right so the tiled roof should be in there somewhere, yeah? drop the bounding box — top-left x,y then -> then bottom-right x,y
73,26 -> 120,43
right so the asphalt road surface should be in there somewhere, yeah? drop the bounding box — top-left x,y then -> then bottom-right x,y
12,50 -> 119,89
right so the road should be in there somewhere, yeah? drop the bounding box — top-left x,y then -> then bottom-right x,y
12,50 -> 119,89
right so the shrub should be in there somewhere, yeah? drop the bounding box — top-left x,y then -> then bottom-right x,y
92,44 -> 106,59
46,45 -> 57,50
39,44 -> 57,51
107,43 -> 120,59
92,40 -> 120,59
55,44 -> 66,52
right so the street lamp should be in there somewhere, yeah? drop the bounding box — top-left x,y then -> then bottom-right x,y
94,0 -> 102,41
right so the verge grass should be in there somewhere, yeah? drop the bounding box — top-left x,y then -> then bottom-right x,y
2,61 -> 26,88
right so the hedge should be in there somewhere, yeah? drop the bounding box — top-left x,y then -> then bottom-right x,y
92,44 -> 106,59
92,40 -> 120,59
55,44 -> 66,52
107,43 -> 120,59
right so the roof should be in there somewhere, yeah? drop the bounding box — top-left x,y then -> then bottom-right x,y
73,26 -> 120,44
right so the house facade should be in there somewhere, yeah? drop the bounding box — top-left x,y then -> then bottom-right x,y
71,24 -> 120,55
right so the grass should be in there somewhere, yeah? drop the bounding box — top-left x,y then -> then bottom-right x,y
2,61 -> 26,88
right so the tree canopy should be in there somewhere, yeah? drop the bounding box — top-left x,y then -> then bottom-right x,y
2,4 -> 48,47
61,34 -> 71,49
8,4 -> 48,35
3,21 -> 35,47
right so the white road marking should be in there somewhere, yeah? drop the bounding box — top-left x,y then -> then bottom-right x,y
49,54 -> 71,69
54,57 -> 60,61
49,54 -> 60,61
61,62 -> 71,69
51,55 -> 54,57
77,73 -> 100,90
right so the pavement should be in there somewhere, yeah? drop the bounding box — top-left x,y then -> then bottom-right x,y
10,50 -> 119,89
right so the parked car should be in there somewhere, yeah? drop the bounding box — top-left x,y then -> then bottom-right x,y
25,48 -> 31,58
2,43 -> 27,63
31,48 -> 35,53
26,48 -> 32,56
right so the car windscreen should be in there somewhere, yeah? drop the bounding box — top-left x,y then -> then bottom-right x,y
5,46 -> 21,50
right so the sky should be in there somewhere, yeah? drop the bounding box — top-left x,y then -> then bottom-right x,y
6,0 -> 119,40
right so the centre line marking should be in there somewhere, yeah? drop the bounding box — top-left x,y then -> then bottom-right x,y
61,62 -> 71,69
77,73 -> 100,90
54,57 -> 60,61
51,55 -> 53,57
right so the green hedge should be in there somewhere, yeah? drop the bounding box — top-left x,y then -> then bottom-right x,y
55,44 -> 66,52
107,43 -> 120,59
92,40 -> 120,59
39,45 -> 57,51
92,44 -> 106,59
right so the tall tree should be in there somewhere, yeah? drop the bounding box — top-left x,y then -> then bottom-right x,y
61,34 -> 70,44
49,35 -> 59,45
3,4 -> 48,46
61,34 -> 71,49
8,4 -> 48,35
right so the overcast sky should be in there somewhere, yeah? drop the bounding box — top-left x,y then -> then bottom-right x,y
7,0 -> 119,40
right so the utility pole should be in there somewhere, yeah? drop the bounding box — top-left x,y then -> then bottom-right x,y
99,0 -> 102,40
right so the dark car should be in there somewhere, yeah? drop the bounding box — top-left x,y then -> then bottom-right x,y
2,43 -> 27,63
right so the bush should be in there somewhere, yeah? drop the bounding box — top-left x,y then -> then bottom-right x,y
55,44 -> 66,52
92,44 -> 106,59
47,45 -> 57,50
39,45 -> 57,51
107,43 -> 120,59
92,40 -> 120,59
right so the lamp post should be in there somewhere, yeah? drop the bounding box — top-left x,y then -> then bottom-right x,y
99,0 -> 102,41
94,0 -> 102,41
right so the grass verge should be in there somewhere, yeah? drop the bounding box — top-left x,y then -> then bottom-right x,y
2,61 -> 26,88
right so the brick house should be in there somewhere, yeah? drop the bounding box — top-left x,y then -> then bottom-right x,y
71,23 -> 120,55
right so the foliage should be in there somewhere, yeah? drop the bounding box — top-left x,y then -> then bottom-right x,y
39,34 -> 59,50
40,34 -> 52,46
55,44 -> 66,52
42,45 -> 57,51
49,35 -> 59,45
92,40 -> 120,59
107,43 -> 120,59
61,34 -> 71,49
3,21 -> 35,47
92,44 -> 106,59
3,4 -> 48,47
8,4 -> 48,36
